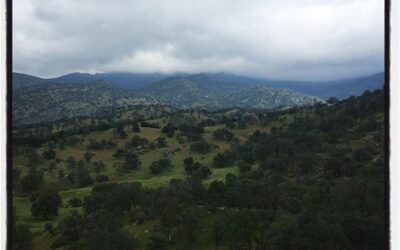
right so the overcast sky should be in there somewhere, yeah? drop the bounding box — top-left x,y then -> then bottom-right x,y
13,0 -> 384,81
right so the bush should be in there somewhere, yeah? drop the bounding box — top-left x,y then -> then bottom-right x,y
141,122 -> 160,128
238,162 -> 252,173
132,122 -> 140,133
148,232 -> 168,250
68,197 -> 82,208
213,128 -> 234,141
21,170 -> 43,192
196,166 -> 212,179
134,211 -> 146,224
162,123 -> 177,137
213,151 -> 236,168
130,135 -> 149,148
13,224 -> 34,250
184,160 -> 212,179
259,158 -> 287,174
44,222 -> 56,235
156,137 -> 168,148
76,167 -> 94,187
353,147 -> 373,163
96,175 -> 109,183
150,159 -> 173,174
121,152 -> 142,170
178,123 -> 204,140
42,148 -> 56,160
190,140 -> 212,154
185,161 -> 201,174
84,152 -> 95,163
31,189 -> 62,219
66,156 -> 77,168
93,161 -> 105,173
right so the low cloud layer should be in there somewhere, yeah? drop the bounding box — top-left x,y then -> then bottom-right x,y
13,0 -> 384,80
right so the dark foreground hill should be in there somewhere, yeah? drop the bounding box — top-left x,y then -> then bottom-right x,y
12,89 -> 385,249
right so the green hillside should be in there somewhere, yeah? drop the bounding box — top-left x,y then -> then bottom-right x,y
12,89 -> 384,250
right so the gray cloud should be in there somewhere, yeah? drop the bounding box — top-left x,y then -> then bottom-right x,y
13,0 -> 384,80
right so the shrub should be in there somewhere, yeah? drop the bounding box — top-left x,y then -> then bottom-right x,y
213,128 -> 234,141
148,232 -> 168,250
96,175 -> 109,183
213,151 -> 236,168
141,122 -> 160,128
12,224 -> 34,250
31,189 -> 62,219
238,162 -> 252,173
190,140 -> 212,154
93,161 -> 106,173
162,123 -> 177,137
44,222 -> 56,235
21,170 -> 43,192
68,197 -> 82,208
42,148 -> 56,160
150,159 -> 172,174
184,160 -> 212,179
76,167 -> 94,187
121,152 -> 141,170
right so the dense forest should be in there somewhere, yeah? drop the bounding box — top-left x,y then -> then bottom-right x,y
12,89 -> 385,250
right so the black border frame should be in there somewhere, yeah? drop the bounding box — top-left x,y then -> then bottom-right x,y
6,0 -> 13,248
5,0 -> 391,249
384,0 -> 391,248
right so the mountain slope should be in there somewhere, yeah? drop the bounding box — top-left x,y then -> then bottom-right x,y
311,72 -> 385,99
139,76 -> 222,109
12,73 -> 48,90
51,72 -> 180,89
209,72 -> 384,99
12,81 -> 156,125
222,85 -> 321,109
140,75 -> 321,110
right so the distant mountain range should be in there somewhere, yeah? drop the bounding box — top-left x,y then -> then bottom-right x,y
13,71 -> 384,99
12,72 -> 178,91
12,71 -> 384,125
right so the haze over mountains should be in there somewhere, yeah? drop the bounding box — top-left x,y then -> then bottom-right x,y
12,71 -> 384,125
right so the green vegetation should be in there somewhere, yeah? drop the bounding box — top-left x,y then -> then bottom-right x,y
149,159 -> 173,174
11,89 -> 385,249
30,189 -> 62,219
